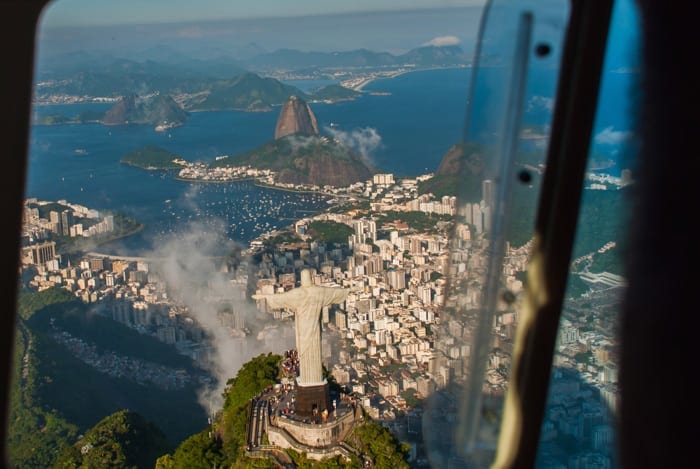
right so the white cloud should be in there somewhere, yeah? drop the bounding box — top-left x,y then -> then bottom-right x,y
286,134 -> 317,151
527,95 -> 555,112
595,126 -> 632,145
325,126 -> 383,167
422,35 -> 461,47
147,222 -> 295,413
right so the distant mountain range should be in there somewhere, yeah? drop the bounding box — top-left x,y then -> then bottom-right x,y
242,45 -> 469,70
32,71 -> 362,126
180,72 -> 309,112
38,44 -> 469,77
33,44 -> 470,103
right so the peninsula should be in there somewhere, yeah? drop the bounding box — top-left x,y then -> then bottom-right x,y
122,95 -> 376,190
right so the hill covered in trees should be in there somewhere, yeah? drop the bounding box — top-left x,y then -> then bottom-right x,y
53,410 -> 171,468
7,288 -> 207,469
9,292 -> 412,468
218,134 -> 375,187
120,146 -> 184,170
157,353 -> 410,468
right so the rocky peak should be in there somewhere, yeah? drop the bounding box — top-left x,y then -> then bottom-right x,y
101,94 -> 186,126
274,95 -> 319,139
102,94 -> 137,125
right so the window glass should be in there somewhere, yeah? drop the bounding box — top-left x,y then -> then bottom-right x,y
536,0 -> 640,467
422,1 -> 569,466
4,1 -> 597,468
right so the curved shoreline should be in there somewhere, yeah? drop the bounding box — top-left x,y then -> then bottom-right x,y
173,175 -> 257,184
345,65 -> 468,91
63,222 -> 145,256
92,221 -> 145,246
174,173 -> 340,199
252,181 -> 333,197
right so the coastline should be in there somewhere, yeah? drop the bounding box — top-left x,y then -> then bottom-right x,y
32,66 -> 469,109
62,222 -> 145,256
173,175 -> 257,184
173,171 -> 337,198
252,180 -> 333,197
344,65 -> 469,92
30,65 -> 471,258
174,174 -> 344,202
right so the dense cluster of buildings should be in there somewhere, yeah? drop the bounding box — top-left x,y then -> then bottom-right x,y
49,318 -> 193,390
250,173 -> 621,465
177,161 -> 274,182
22,197 -> 114,241
17,170 -> 622,466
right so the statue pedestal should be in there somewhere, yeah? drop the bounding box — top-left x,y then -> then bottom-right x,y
296,380 -> 331,418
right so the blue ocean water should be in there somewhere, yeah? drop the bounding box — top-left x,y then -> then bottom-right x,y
312,68 -> 471,176
25,67 -> 634,256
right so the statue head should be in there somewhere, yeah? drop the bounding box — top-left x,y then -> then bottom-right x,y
300,269 -> 312,287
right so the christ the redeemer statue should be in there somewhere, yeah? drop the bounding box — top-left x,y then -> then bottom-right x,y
253,269 -> 348,386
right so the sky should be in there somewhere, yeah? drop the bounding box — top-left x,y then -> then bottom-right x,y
39,0 -> 486,27
33,0 -> 639,95
35,1 -> 488,58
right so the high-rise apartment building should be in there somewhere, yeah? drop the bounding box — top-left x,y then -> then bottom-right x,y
60,210 -> 73,236
21,240 -> 56,267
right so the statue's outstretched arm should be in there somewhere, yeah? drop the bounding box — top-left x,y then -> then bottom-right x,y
324,287 -> 349,306
253,288 -> 304,310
